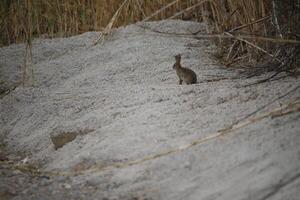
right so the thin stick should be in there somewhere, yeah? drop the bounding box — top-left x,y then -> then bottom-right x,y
135,25 -> 300,44
224,32 -> 283,64
12,98 -> 300,177
167,0 -> 210,20
228,15 -> 271,33
141,0 -> 182,22
93,0 -> 129,45
232,85 -> 300,126
243,70 -> 284,87
226,40 -> 239,60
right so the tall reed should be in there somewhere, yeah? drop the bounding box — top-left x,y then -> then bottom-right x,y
1,0 -> 298,79
1,0 -> 200,46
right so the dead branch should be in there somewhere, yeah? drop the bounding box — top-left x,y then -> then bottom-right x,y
228,15 -> 271,33
224,32 -> 283,64
11,88 -> 300,177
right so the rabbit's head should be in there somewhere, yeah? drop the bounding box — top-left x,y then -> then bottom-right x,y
175,54 -> 181,62
173,54 -> 181,69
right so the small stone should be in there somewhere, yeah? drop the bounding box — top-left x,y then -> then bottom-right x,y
50,132 -> 78,150
63,183 -> 71,189
50,120 -> 95,150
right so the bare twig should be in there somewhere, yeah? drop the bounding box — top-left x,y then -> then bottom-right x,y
134,26 -> 300,44
225,54 -> 249,66
141,0 -> 182,22
244,44 -> 300,85
93,0 -> 130,45
167,0 -> 210,20
226,40 -> 239,60
11,88 -> 300,177
219,85 -> 300,131
219,99 -> 300,133
198,77 -> 231,83
224,32 -> 283,64
243,70 -> 284,87
228,15 -> 271,33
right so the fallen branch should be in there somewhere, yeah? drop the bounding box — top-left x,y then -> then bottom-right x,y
243,45 -> 300,86
228,15 -> 271,33
11,86 -> 300,177
219,99 -> 300,134
242,70 -> 285,87
76,98 -> 300,175
135,26 -> 300,44
224,32 -> 283,64
220,85 -> 300,131
198,77 -> 232,83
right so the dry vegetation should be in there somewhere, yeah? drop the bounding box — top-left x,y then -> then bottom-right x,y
0,0 -> 299,82
1,0 -> 201,44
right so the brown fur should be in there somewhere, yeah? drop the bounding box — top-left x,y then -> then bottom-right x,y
173,54 -> 197,85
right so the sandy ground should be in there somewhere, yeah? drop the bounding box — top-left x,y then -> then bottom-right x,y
0,20 -> 300,200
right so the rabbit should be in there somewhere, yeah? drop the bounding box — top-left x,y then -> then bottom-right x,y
173,54 -> 197,85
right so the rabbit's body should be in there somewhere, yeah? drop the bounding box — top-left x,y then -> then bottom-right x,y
173,54 -> 197,85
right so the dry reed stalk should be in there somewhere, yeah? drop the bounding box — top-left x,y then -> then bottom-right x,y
224,32 -> 283,64
0,0 -> 298,77
167,0 -> 210,20
228,15 -> 271,33
141,0 -> 182,22
93,0 -> 130,45
22,0 -> 34,86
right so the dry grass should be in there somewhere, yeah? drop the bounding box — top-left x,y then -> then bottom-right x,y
0,0 -> 201,45
1,0 -> 299,85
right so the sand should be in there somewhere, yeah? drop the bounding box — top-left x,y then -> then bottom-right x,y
1,20 -> 300,200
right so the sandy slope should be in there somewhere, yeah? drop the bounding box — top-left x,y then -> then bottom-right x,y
1,20 -> 300,200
